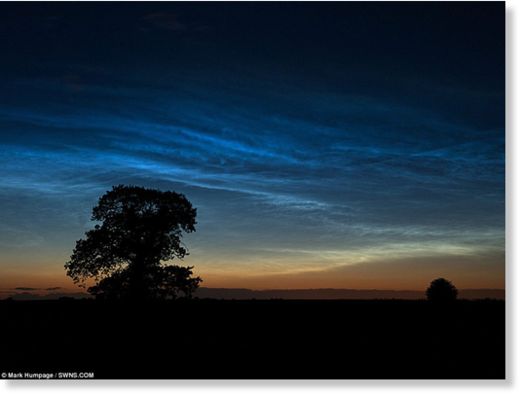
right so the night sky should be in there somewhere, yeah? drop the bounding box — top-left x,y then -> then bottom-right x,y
0,2 -> 504,295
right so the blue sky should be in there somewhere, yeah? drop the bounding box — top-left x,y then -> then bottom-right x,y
0,3 -> 504,291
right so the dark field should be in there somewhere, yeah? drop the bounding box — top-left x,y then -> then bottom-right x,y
0,299 -> 505,379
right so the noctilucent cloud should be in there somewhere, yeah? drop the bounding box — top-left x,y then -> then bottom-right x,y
0,3 -> 504,294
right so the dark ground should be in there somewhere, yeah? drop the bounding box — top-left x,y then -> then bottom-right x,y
0,299 -> 505,379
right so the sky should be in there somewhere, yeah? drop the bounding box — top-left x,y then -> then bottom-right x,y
0,2 -> 505,296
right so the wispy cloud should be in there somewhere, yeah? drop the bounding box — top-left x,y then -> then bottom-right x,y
0,71 -> 504,285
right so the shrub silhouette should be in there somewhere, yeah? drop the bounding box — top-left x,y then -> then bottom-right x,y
426,278 -> 458,302
65,185 -> 201,300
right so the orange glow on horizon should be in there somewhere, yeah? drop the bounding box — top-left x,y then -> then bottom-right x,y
0,255 -> 505,297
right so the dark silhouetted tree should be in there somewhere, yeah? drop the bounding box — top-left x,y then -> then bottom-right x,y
65,185 -> 201,300
426,278 -> 458,303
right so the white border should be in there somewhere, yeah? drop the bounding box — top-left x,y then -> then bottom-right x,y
0,0 -> 516,394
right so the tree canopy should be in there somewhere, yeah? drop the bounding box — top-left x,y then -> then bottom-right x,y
426,278 -> 458,303
65,185 -> 201,300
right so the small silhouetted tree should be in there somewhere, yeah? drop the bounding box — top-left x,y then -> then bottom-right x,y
65,185 -> 201,300
426,278 -> 458,303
